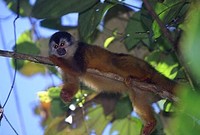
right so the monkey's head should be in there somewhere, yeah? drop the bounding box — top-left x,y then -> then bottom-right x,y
49,31 -> 77,58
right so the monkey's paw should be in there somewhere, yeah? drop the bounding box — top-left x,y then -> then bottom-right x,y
49,55 -> 62,66
60,90 -> 74,103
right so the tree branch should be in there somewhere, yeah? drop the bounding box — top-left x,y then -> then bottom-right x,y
88,69 -> 178,102
0,50 -> 54,66
0,49 -> 178,102
143,0 -> 174,44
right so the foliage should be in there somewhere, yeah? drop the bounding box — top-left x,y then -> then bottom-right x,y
3,0 -> 200,134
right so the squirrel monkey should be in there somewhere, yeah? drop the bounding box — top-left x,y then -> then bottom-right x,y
49,31 -> 177,135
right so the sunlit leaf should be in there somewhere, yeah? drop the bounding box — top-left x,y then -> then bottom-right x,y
19,61 -> 46,76
104,36 -> 115,48
163,100 -> 173,112
152,0 -> 189,39
38,91 -> 51,103
145,50 -> 178,79
48,87 -> 61,99
17,30 -> 32,44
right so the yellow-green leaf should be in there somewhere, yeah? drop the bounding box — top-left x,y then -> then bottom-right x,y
104,36 -> 115,48
19,61 -> 46,76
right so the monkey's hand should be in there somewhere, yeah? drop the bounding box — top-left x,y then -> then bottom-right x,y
49,55 -> 64,67
60,83 -> 79,102
49,55 -> 82,76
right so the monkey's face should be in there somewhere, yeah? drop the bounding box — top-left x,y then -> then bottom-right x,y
49,31 -> 75,58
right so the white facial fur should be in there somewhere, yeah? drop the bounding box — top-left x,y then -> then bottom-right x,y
49,37 -> 78,59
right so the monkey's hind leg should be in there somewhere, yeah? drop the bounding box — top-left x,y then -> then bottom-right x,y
129,91 -> 156,135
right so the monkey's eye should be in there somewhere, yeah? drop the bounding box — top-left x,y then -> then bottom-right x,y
54,44 -> 59,49
60,42 -> 65,46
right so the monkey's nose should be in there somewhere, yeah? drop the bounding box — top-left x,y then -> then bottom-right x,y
57,48 -> 67,56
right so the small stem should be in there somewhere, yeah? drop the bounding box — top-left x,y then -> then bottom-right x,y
143,0 -> 174,44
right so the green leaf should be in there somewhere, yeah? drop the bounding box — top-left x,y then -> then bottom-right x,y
4,0 -> 32,16
11,31 -> 40,70
114,96 -> 132,119
51,99 -> 66,117
31,0 -> 99,19
15,30 -> 40,55
11,31 -> 47,75
145,50 -> 178,79
110,117 -> 142,135
141,0 -> 155,30
15,41 -> 40,55
19,62 -> 46,76
152,0 -> 189,39
48,87 -> 61,99
163,100 -> 173,112
181,3 -> 200,79
171,87 -> 200,135
40,18 -> 76,30
125,11 -> 149,50
86,105 -> 112,134
44,116 -> 67,135
78,2 -> 113,42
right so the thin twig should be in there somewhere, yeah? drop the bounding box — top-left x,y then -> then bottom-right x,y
143,0 -> 174,44
3,114 -> 19,135
3,13 -> 19,108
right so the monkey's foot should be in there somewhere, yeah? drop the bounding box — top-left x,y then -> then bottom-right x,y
142,121 -> 156,135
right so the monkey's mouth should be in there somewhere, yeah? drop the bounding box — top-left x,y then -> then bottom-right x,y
57,48 -> 67,56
